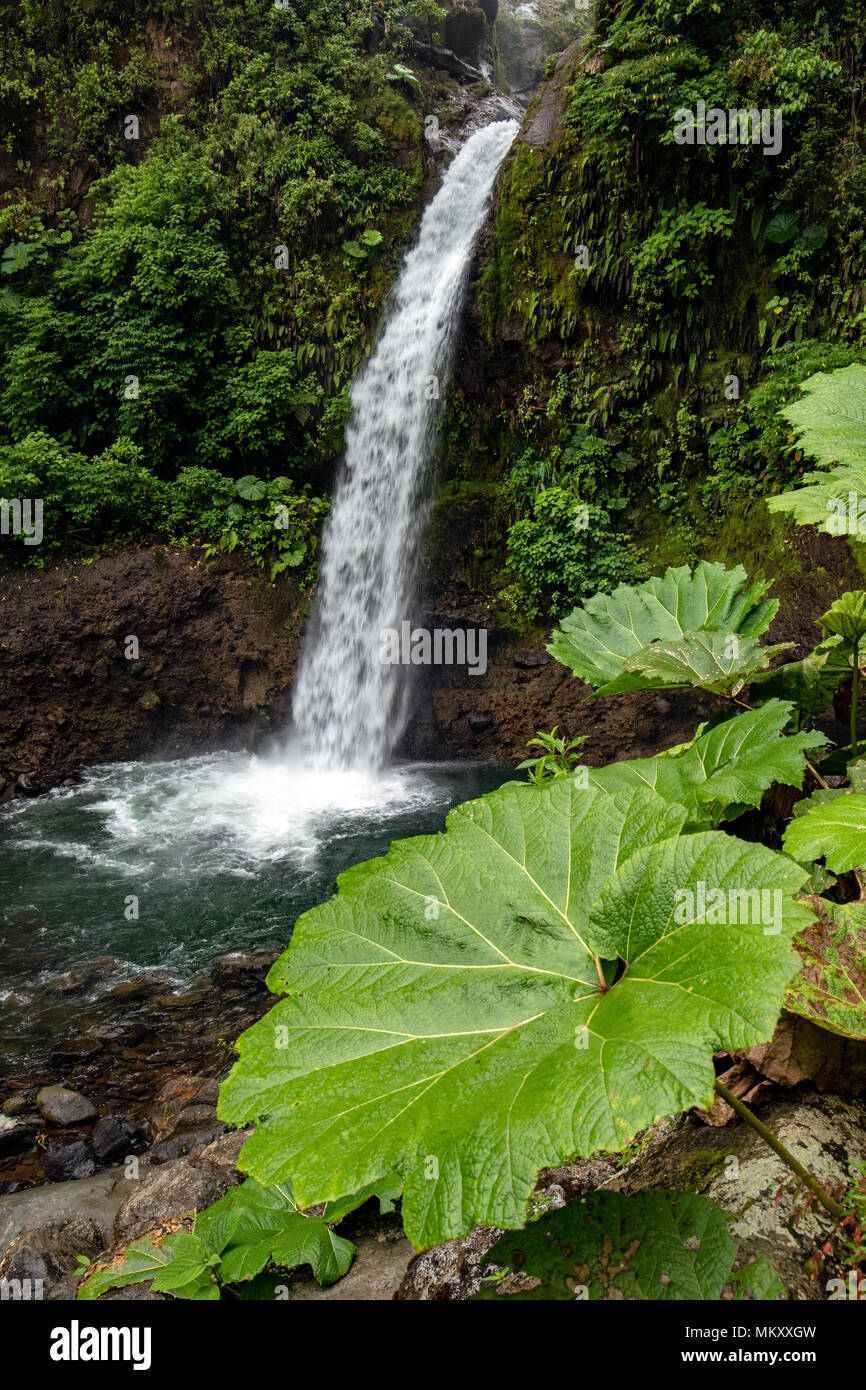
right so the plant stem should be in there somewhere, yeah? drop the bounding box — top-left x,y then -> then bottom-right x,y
733,696 -> 830,790
852,639 -> 860,762
714,1080 -> 844,1220
805,759 -> 831,792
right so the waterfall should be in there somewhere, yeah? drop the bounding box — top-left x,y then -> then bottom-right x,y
292,118 -> 518,771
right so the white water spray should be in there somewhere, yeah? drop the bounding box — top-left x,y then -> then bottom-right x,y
292,119 -> 518,770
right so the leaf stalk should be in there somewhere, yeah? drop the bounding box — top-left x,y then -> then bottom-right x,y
714,1079 -> 844,1221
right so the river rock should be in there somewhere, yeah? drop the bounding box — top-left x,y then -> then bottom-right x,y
49,1037 -> 104,1069
604,1092 -> 866,1300
45,1140 -> 97,1182
2,1093 -> 35,1119
213,948 -> 279,986
92,1116 -> 134,1164
36,1086 -> 97,1127
0,1215 -> 106,1301
0,1116 -> 40,1158
111,1152 -> 237,1246
467,710 -> 493,731
149,1121 -> 226,1165
146,1073 -> 221,1144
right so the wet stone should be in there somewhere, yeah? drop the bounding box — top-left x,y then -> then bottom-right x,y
36,1086 -> 98,1127
44,1140 -> 97,1182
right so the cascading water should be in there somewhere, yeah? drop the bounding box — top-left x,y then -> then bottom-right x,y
292,119 -> 519,771
0,122 -> 523,1072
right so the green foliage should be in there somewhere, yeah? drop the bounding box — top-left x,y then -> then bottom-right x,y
589,700 -> 827,828
219,779 -> 809,1248
819,591 -> 866,646
548,561 -> 778,696
477,0 -> 866,489
0,432 -> 167,556
516,726 -> 587,783
751,635 -> 850,731
0,434 -> 327,580
476,1192 -> 783,1301
620,629 -> 793,699
77,1178 -> 355,1301
786,895 -> 866,1042
766,365 -> 866,533
783,796 -> 866,874
703,341 -> 864,509
506,486 -> 643,621
0,0 -> 426,501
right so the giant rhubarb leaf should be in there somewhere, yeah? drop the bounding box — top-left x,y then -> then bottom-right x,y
783,794 -> 866,873
787,896 -> 866,1041
219,781 -> 809,1248
622,631 -> 792,699
766,365 -> 866,534
548,562 -> 778,696
476,1192 -> 783,1301
589,700 -> 827,826
779,364 -> 866,470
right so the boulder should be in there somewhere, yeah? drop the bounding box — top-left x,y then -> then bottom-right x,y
111,1155 -> 235,1246
0,1115 -> 40,1157
0,1215 -> 106,1301
92,1116 -> 134,1164
45,1140 -> 97,1182
36,1086 -> 97,1127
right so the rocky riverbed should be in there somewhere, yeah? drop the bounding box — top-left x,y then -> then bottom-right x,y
2,1054 -> 864,1301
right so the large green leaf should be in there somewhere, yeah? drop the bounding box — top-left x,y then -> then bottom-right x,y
787,896 -> 866,1040
623,631 -> 792,698
77,1177 -> 355,1299
77,1235 -> 188,1301
766,365 -> 866,534
589,700 -> 827,826
196,1177 -> 354,1287
780,364 -> 866,471
219,781 -> 809,1249
751,635 -> 850,725
819,590 -> 866,646
476,1192 -> 783,1301
783,795 -> 866,873
548,562 -> 778,696
766,460 -> 866,534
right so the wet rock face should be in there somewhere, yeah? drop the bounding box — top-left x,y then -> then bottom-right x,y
0,545 -> 305,784
606,1094 -> 866,1301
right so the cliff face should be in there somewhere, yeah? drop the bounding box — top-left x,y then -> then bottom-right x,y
0,547 -> 306,794
450,1 -> 866,477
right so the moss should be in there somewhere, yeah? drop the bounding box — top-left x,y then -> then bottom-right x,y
679,1147 -> 738,1193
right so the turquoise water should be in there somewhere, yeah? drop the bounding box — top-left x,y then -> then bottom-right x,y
0,752 -> 518,1059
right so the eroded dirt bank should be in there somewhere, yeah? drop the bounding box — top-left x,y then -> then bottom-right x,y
1,523 -> 861,791
0,546 -> 307,795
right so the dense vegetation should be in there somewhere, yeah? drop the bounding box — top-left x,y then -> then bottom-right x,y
2,0 -> 865,1306
0,0 -> 457,571
442,0 -> 866,621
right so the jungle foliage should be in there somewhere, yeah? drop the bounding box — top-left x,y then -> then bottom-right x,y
0,0 -> 435,567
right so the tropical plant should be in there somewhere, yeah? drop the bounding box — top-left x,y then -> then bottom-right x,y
548,561 -> 779,696
818,592 -> 866,759
218,777 -> 811,1248
476,1192 -> 783,1301
516,726 -> 587,782
766,364 -> 866,535
77,1179 -> 356,1301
